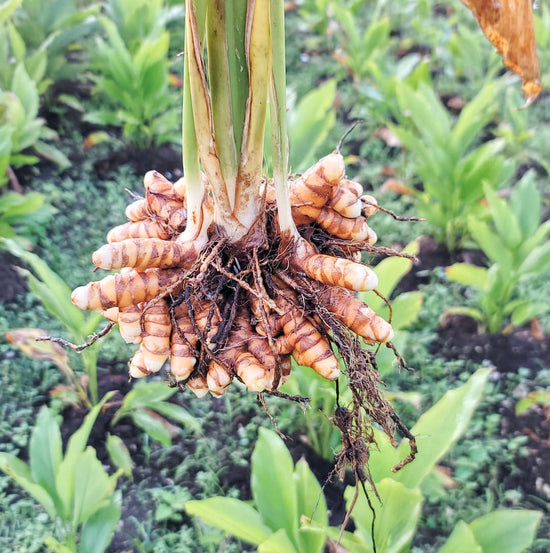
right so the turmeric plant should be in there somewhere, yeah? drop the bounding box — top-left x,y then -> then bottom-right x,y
70,0 -> 417,470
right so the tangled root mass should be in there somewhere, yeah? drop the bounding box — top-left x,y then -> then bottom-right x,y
71,152 -> 416,472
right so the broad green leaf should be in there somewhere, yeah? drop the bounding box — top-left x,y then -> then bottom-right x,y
397,83 -> 451,146
390,291 -> 423,330
148,401 -> 202,433
294,459 -> 327,553
467,218 -> 510,267
185,497 -> 272,545
518,242 -> 550,275
11,63 -> 39,118
288,80 -> 336,172
450,82 -> 499,155
115,380 -> 176,419
509,301 -> 544,327
395,368 -> 491,489
483,184 -> 522,249
131,408 -> 174,446
72,447 -> 116,526
438,521 -> 482,553
251,428 -> 298,543
105,434 -> 133,478
442,306 -> 485,323
79,498 -> 122,553
2,238 -> 85,335
346,478 -> 423,553
7,22 -> 25,61
361,240 -> 419,313
446,263 -> 489,290
33,140 -> 71,169
258,529 -> 299,553
56,393 -> 114,515
510,172 -> 540,239
469,510 -> 541,553
0,0 -> 22,25
0,453 -> 56,518
29,407 -> 63,508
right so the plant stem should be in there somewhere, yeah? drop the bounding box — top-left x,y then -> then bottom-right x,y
269,0 -> 297,237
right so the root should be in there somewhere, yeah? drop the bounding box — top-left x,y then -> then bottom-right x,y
69,155 -> 421,503
36,323 -> 115,352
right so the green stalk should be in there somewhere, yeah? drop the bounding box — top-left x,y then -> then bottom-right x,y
207,0 -> 238,209
235,0 -> 270,216
269,0 -> 297,237
182,0 -> 292,243
181,10 -> 205,242
185,1 -> 235,229
226,0 -> 249,162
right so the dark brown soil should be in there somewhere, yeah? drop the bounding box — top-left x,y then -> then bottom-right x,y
93,143 -> 183,182
396,235 -> 487,293
431,313 -> 550,518
0,252 -> 28,303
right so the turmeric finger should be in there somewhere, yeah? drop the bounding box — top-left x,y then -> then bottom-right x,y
206,361 -> 232,396
118,304 -> 143,344
293,239 -> 378,292
187,375 -> 209,398
71,268 -> 184,311
319,286 -> 394,343
125,198 -> 149,221
92,238 -> 196,271
170,304 -> 198,381
107,220 -> 171,243
129,348 -> 149,379
141,301 -> 171,373
314,208 -> 372,242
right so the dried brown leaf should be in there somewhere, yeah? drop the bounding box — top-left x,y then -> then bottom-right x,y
462,0 -> 542,105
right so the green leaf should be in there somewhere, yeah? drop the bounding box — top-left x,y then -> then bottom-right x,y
33,140 -> 71,169
469,510 -> 542,553
442,306 -> 485,323
106,434 -> 133,478
185,497 -> 272,546
149,401 -> 202,434
0,453 -> 57,518
11,63 -> 39,119
438,521 -> 482,553
510,172 -> 540,239
29,407 -> 63,508
288,80 -> 336,172
467,218 -> 510,267
294,459 -> 327,553
483,184 -> 522,249
72,447 -> 116,527
346,478 -> 423,553
79,498 -> 122,553
131,408 -> 174,446
0,0 -> 22,26
445,263 -> 489,290
360,240 -> 419,313
509,301 -> 544,327
390,291 -> 423,330
519,242 -> 550,275
395,368 -> 491,489
56,393 -> 114,516
258,529 -> 299,553
2,238 -> 85,335
251,428 -> 298,542
7,22 -> 26,61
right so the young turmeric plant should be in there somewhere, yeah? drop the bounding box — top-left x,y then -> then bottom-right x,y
70,0 -> 417,471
